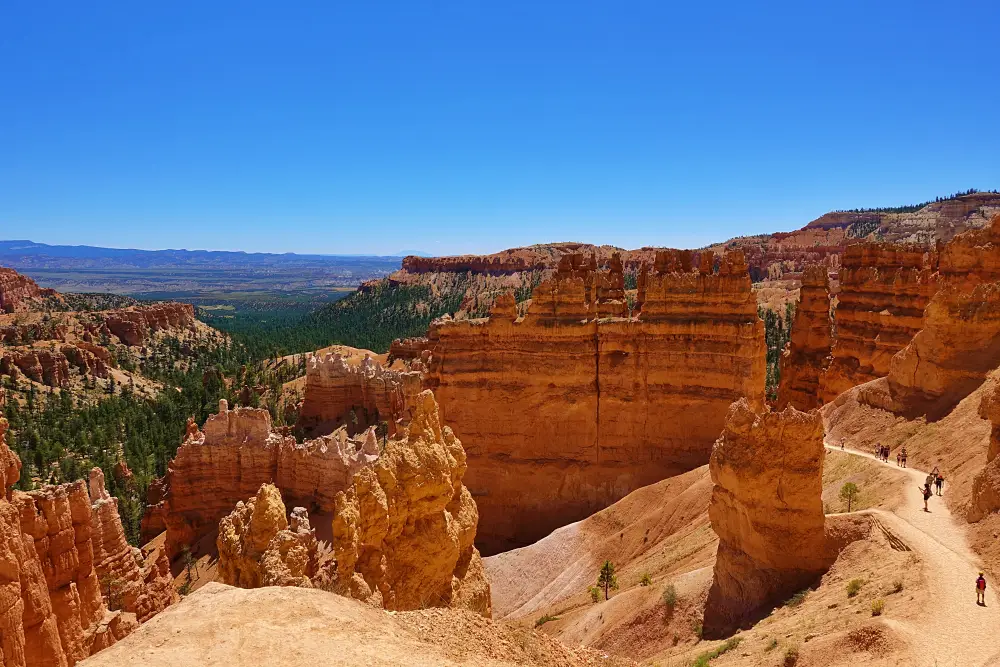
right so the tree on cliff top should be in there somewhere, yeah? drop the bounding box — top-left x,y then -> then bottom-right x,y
597,560 -> 619,600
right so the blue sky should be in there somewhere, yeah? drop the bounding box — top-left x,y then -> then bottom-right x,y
2,1 -> 998,256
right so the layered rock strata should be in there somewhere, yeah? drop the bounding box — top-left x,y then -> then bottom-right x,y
297,353 -> 422,437
424,249 -> 765,553
0,418 -> 174,666
330,390 -> 491,616
776,266 -> 833,411
149,401 -> 380,557
819,243 -> 938,402
704,399 -> 831,635
217,484 -> 317,589
102,304 -> 195,347
886,216 -> 1000,418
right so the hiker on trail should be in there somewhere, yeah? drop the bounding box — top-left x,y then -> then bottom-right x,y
875,443 -> 881,459
882,445 -> 889,462
901,448 -> 908,468
841,439 -> 845,451
936,473 -> 945,496
977,572 -> 987,606
926,472 -> 936,488
920,483 -> 932,511
897,451 -> 902,466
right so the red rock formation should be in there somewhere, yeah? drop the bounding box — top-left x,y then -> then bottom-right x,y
61,345 -> 108,379
4,349 -> 71,387
330,390 -> 491,616
425,249 -> 765,554
0,418 -> 155,667
102,304 -> 195,346
88,469 -> 177,623
0,267 -> 55,313
886,215 -> 1000,419
387,337 -> 434,364
776,266 -> 834,411
297,353 -> 422,437
704,399 -> 831,635
152,400 -> 382,558
818,243 -> 938,402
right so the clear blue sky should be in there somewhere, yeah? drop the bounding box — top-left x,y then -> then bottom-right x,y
2,1 -> 998,256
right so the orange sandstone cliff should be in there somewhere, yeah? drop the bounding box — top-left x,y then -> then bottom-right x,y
776,266 -> 833,411
818,243 -> 938,402
297,352 -> 422,437
0,266 -> 56,313
424,249 -> 765,554
0,418 -> 172,667
886,215 -> 1000,419
147,400 -> 381,556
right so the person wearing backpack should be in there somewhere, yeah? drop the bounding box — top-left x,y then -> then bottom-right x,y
936,473 -> 945,496
920,483 -> 932,511
977,572 -> 987,606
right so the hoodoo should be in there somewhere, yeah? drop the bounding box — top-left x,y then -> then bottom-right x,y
703,399 -> 830,635
425,249 -> 765,553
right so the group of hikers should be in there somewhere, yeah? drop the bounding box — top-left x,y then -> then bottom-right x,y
873,443 -> 908,467
839,439 -> 988,607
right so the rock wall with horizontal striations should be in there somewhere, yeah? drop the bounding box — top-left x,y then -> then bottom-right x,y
776,266 -> 834,411
102,303 -> 195,347
424,249 -> 765,554
297,353 -> 422,438
818,243 -> 938,403
703,398 -> 831,635
886,215 -> 1000,419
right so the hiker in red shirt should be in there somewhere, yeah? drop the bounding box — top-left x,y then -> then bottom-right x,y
977,572 -> 987,606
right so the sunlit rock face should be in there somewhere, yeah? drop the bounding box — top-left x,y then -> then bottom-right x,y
425,249 -> 765,554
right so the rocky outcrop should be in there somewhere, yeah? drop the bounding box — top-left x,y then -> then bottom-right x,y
102,304 -> 195,346
88,469 -> 177,623
777,266 -> 833,411
885,216 -> 1000,419
151,401 -> 381,558
329,390 -> 491,616
62,345 -> 108,379
297,353 -> 422,437
969,385 -> 1000,522
819,243 -> 938,402
0,266 -> 54,313
704,399 -> 831,635
425,249 -> 765,554
217,484 -> 317,589
0,418 -> 162,667
387,337 -> 433,364
4,349 -> 71,387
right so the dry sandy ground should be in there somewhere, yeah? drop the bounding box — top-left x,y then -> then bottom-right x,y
486,443 -> 1000,666
80,583 -> 636,667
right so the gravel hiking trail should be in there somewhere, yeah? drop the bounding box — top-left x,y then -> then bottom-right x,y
826,443 -> 1000,667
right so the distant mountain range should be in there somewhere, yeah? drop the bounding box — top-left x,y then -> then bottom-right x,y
0,240 -> 403,297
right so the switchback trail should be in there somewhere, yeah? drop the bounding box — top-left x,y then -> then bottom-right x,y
825,443 -> 1000,667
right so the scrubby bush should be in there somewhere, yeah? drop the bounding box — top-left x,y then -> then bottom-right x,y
640,572 -> 652,587
871,598 -> 885,616
784,645 -> 800,666
662,584 -> 678,610
846,578 -> 864,598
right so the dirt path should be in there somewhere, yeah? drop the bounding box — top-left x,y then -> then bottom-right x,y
826,444 -> 1000,667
